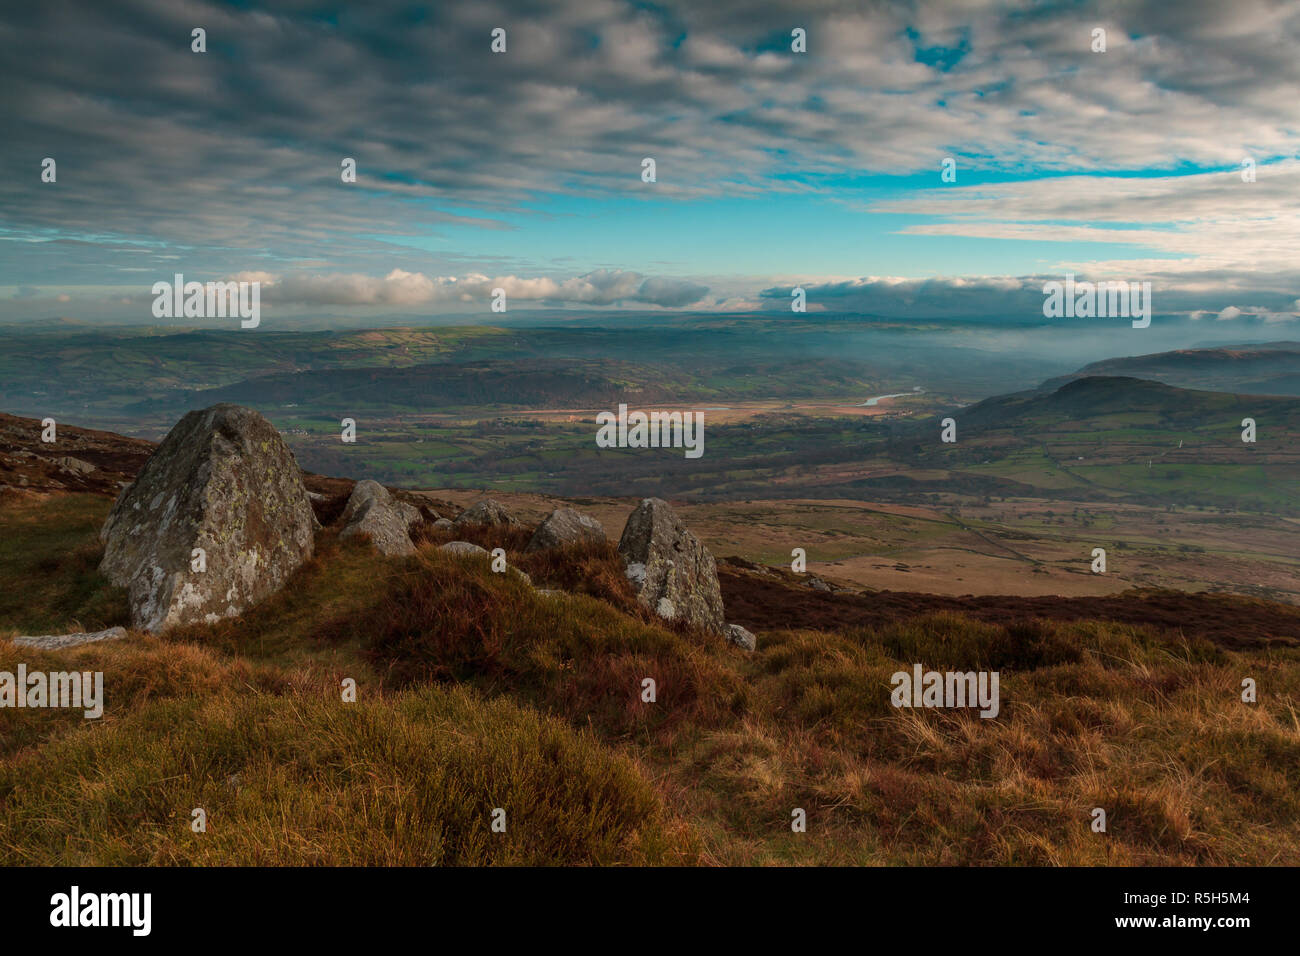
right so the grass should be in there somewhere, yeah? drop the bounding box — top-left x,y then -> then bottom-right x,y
0,677 -> 692,865
0,493 -> 128,635
1,493 -> 1298,865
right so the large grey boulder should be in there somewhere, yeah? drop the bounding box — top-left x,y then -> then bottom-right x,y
453,498 -> 519,528
339,480 -> 419,556
99,404 -> 317,632
617,498 -> 726,635
524,507 -> 606,553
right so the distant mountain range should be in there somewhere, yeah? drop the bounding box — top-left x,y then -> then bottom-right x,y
1045,343 -> 1300,396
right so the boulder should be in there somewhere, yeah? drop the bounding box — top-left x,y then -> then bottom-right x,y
339,480 -> 419,556
724,624 -> 757,652
99,404 -> 317,632
617,498 -> 726,634
524,507 -> 606,553
431,517 -> 455,532
453,498 -> 519,528
11,626 -> 127,650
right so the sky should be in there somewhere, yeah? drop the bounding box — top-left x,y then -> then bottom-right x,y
1,0 -> 1298,332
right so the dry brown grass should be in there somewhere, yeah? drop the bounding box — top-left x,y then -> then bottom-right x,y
2,494 -> 1297,865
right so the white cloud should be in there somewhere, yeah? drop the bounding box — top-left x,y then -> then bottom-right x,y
259,268 -> 707,309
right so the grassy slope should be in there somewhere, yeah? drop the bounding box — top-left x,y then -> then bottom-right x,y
1,494 -> 1298,865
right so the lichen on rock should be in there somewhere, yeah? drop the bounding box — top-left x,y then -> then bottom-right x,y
99,404 -> 318,632
616,497 -> 725,635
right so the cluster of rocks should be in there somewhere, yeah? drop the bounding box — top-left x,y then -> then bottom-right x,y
0,410 -> 154,497
83,404 -> 759,651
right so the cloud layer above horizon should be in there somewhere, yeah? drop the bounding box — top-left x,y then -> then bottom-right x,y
1,0 -> 1298,326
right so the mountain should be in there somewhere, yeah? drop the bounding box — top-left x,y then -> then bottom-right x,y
873,376 -> 1300,514
1047,343 -> 1300,396
954,374 -> 1300,429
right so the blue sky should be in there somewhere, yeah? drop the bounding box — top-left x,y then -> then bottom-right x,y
377,184 -> 1187,279
1,0 -> 1298,328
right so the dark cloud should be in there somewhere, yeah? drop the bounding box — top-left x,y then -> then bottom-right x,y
763,274 -> 1300,326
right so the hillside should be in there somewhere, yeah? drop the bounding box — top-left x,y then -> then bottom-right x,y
937,374 -> 1300,430
875,376 -> 1300,515
2,411 -> 1299,866
0,320 -> 1062,429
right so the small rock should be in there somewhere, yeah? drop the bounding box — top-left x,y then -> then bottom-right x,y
12,626 -> 127,650
453,498 -> 519,528
339,480 -> 418,556
438,541 -> 531,585
525,507 -> 606,553
55,456 -> 96,474
724,623 -> 757,652
439,540 -> 489,558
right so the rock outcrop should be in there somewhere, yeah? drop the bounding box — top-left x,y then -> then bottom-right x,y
99,404 -> 317,632
339,480 -> 420,556
525,507 -> 606,553
453,498 -> 519,528
56,456 -> 96,475
617,498 -> 726,634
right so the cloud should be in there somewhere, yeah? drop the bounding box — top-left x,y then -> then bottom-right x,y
260,268 -> 707,308
761,274 -> 1300,326
860,160 -> 1300,317
5,2 -> 1300,247
761,275 -> 1047,319
3,0 -> 1300,318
